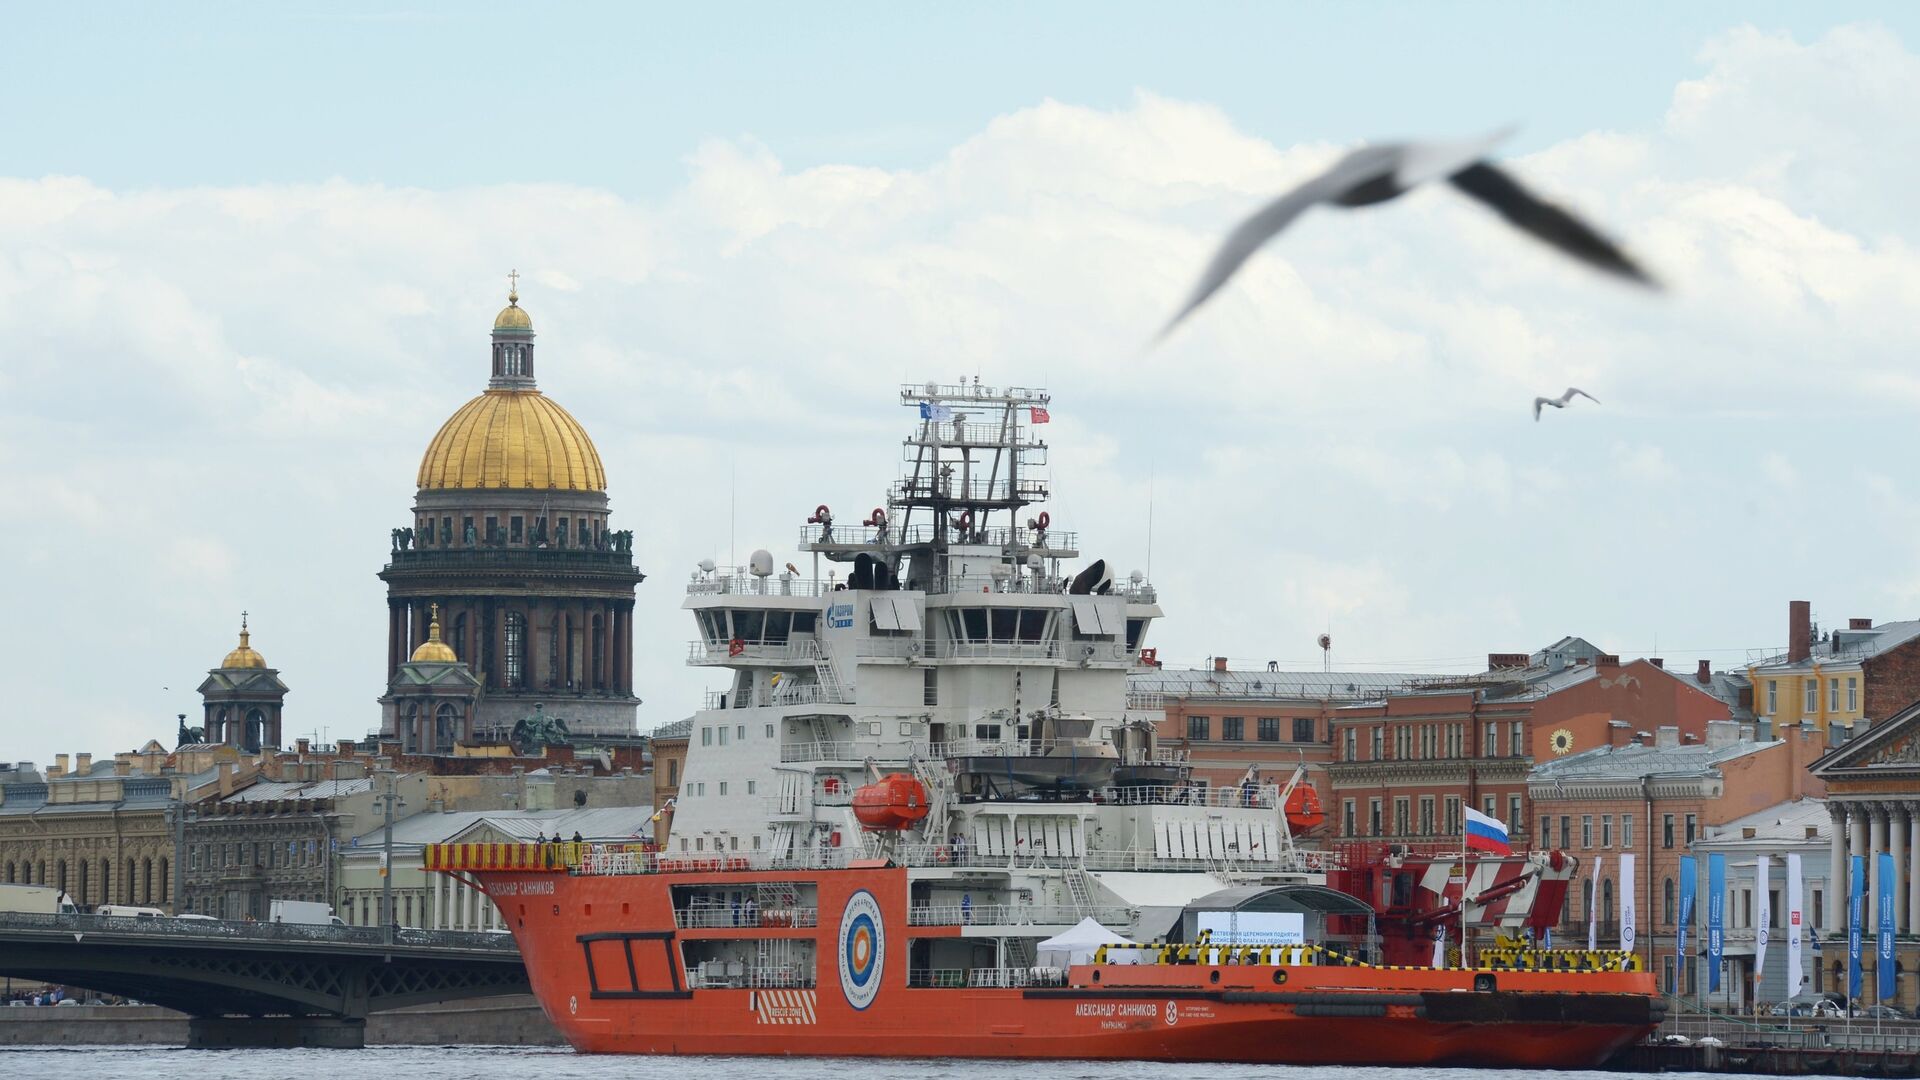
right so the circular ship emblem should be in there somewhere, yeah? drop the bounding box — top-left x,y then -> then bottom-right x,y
837,890 -> 885,1010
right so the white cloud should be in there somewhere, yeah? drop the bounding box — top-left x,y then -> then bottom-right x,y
6,26 -> 1920,763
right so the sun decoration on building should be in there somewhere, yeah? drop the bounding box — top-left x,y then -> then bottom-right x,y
1549,728 -> 1576,755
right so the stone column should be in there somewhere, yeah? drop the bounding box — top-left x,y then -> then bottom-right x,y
1909,803 -> 1920,935
1892,808 -> 1909,931
1871,805 -> 1888,909
1832,804 -> 1851,935
387,601 -> 401,677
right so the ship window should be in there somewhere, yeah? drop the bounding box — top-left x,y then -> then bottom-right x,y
737,724 -> 746,740
763,611 -> 792,644
719,782 -> 728,796
695,838 -> 703,851
923,668 -> 938,706
899,721 -> 915,736
864,722 -> 883,736
746,781 -> 756,794
752,836 -> 761,850
765,724 -> 775,738
1126,618 -> 1145,651
718,727 -> 729,746
792,611 -> 818,635
701,728 -> 712,747
974,724 -> 1001,741
951,609 -> 989,642
734,610 -> 765,644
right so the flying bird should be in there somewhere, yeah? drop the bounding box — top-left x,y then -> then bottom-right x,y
1160,129 -> 1657,338
1533,387 -> 1599,421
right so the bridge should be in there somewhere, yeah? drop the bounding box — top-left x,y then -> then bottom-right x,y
0,912 -> 530,1047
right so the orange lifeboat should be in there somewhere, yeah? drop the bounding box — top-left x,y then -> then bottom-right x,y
852,774 -> 930,831
1285,783 -> 1326,833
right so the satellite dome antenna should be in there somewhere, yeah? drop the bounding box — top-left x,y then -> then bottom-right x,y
1318,632 -> 1333,673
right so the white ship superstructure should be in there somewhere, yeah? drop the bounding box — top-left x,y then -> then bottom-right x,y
668,381 -> 1313,946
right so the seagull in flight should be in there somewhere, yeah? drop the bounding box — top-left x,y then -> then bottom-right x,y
1533,387 -> 1599,421
1161,129 -> 1657,338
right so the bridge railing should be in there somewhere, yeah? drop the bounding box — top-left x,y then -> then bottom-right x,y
0,911 -> 519,952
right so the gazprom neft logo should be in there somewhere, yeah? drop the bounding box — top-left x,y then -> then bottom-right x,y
837,889 -> 884,1010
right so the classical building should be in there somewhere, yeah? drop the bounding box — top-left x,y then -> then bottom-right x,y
0,755 -> 182,911
1689,799 -> 1833,1008
1527,723 -> 1825,1003
1808,696 -> 1920,1008
380,604 -> 483,754
1132,660 -> 1439,813
197,614 -> 289,753
1748,601 -> 1920,740
649,718 -> 691,846
379,282 -> 644,739
1328,640 -> 1741,850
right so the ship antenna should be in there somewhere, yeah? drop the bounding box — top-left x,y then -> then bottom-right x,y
1145,470 -> 1155,581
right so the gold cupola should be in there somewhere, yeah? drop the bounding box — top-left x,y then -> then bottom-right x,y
220,613 -> 267,670
409,603 -> 460,663
414,274 -> 608,492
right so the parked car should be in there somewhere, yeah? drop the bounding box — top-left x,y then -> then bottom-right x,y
1858,1004 -> 1905,1020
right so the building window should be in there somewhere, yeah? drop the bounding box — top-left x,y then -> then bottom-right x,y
1344,800 -> 1357,837
1664,878 -> 1676,924
1830,678 -> 1840,713
504,612 -> 527,687
1509,795 -> 1523,831
1186,716 -> 1210,741
1371,727 -> 1383,760
1581,815 -> 1593,848
1221,717 -> 1245,741
1663,814 -> 1675,848
1394,798 -> 1410,836
1685,814 -> 1697,844
1419,797 -> 1435,835
1848,677 -> 1858,712
1767,681 -> 1778,715
1483,723 -> 1497,757
1541,816 -> 1552,847
1292,717 -> 1314,742
1369,799 -> 1383,836
1510,721 -> 1524,756
667,760 -> 678,786
1343,728 -> 1357,761
1623,814 -> 1634,849
1805,679 -> 1818,713
1601,815 -> 1613,848
1445,797 -> 1461,835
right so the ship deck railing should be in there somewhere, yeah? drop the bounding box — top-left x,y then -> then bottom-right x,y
675,906 -> 820,929
907,903 -> 1133,927
907,966 -> 1067,989
687,572 -> 832,599
687,638 -> 824,664
707,682 -> 852,710
686,966 -> 815,990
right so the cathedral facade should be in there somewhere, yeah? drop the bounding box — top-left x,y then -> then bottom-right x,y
378,283 -> 644,738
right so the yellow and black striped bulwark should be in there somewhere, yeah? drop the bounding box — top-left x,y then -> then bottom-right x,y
424,842 -> 585,871
1475,948 -> 1643,973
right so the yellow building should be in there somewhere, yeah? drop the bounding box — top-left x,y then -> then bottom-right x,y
1748,601 -> 1920,740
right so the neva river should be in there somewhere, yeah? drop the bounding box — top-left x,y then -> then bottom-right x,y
0,1046 -> 1755,1080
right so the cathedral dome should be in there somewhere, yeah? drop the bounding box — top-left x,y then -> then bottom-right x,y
220,616 -> 267,670
409,605 -> 460,663
494,294 -> 533,331
416,389 -> 606,491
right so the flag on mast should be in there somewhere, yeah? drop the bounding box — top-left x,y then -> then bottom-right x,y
1029,405 -> 1050,424
1587,855 -> 1604,952
1619,853 -> 1637,955
1754,855 -> 1771,987
1785,853 -> 1805,999
1463,807 -> 1511,855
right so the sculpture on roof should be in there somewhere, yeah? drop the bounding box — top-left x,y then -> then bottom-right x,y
511,702 -> 571,754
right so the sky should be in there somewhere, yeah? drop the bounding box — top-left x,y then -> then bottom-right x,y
5,4 -> 1920,766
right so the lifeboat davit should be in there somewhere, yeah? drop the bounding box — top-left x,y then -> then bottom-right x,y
1285,783 -> 1326,833
852,774 -> 930,831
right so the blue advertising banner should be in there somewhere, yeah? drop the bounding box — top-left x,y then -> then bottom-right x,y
1849,853 -> 1865,1003
1676,856 -> 1697,983
1707,853 -> 1725,993
1879,851 -> 1896,1001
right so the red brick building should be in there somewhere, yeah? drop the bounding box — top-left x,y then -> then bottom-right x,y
1327,638 -> 1742,849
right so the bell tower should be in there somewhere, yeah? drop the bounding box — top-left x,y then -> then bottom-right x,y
197,613 -> 290,753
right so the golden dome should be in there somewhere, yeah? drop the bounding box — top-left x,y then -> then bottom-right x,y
417,389 -> 606,491
410,604 -> 460,663
494,294 -> 532,331
220,614 -> 266,669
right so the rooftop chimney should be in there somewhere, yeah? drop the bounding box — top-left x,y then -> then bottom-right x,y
1655,726 -> 1680,749
114,759 -> 131,777
52,753 -> 69,778
1696,659 -> 1713,685
1789,600 -> 1812,663
1806,825 -> 1820,840
1213,656 -> 1228,674
1850,618 -> 1872,630
1706,720 -> 1740,748
1649,658 -> 1664,670
1597,654 -> 1621,668
75,753 -> 92,774
296,738 -> 310,754
1487,652 -> 1529,670
217,762 -> 235,797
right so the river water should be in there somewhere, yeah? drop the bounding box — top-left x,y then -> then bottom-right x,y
0,1047 -> 1764,1080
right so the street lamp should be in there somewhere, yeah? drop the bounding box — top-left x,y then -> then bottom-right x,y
167,794 -> 198,915
373,773 -> 407,945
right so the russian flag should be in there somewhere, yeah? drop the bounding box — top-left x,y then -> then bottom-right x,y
1464,807 -> 1512,856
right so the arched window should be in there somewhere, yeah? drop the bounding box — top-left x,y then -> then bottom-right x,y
56,860 -> 67,896
244,709 -> 265,753
591,614 -> 606,690
77,861 -> 89,905
1663,878 -> 1676,924
142,859 -> 153,904
101,859 -> 111,903
125,859 -> 137,904
436,703 -> 459,751
158,858 -> 168,906
215,707 -> 230,742
453,613 -> 468,664
505,612 -> 526,688
404,703 -> 420,751
1602,879 -> 1615,927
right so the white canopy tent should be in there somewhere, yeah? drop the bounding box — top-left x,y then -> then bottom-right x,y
1037,917 -> 1134,968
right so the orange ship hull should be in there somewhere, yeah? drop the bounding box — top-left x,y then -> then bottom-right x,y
452,853 -> 1660,1068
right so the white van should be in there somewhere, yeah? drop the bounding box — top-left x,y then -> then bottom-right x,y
96,905 -> 168,918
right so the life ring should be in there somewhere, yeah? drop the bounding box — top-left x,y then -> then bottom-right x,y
934,845 -> 952,865
728,638 -> 745,657
1036,511 -> 1050,530
1303,851 -> 1325,871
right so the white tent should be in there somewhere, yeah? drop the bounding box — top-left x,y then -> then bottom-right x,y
1037,917 -> 1134,968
